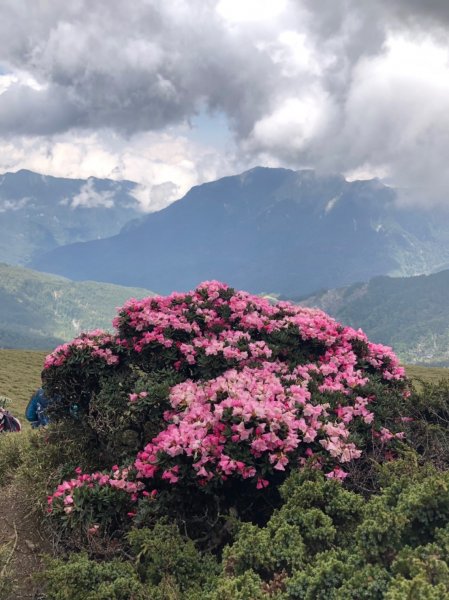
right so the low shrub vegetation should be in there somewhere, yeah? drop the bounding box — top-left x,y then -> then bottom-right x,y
6,281 -> 449,598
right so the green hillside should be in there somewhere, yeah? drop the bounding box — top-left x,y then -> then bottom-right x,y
298,269 -> 449,366
0,263 -> 156,349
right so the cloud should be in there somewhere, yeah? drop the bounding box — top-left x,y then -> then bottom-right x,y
1,1 -> 449,206
68,179 -> 116,209
0,1 -> 282,137
376,0 -> 449,29
131,181 -> 180,213
0,197 -> 31,213
310,34 -> 449,206
0,129 -> 238,212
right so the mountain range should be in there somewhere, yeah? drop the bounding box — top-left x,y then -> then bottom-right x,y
2,166 -> 449,362
0,169 -> 142,265
0,263 -> 154,349
30,167 -> 449,297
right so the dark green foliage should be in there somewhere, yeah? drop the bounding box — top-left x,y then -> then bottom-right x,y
286,550 -> 353,599
41,523 -> 218,600
204,571 -> 266,600
212,467 -> 449,598
46,362 -> 183,467
128,522 -> 218,595
86,368 -> 181,465
41,553 -> 147,600
36,458 -> 449,598
222,471 -> 364,586
402,379 -> 449,469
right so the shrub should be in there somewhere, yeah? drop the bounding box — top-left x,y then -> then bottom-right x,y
41,522 -> 218,599
41,553 -> 147,600
43,281 -> 410,544
40,463 -> 449,598
216,466 -> 449,598
128,522 -> 218,595
48,465 -> 143,551
401,378 -> 449,469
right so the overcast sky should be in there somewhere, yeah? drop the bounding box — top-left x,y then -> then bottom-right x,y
1,0 -> 449,210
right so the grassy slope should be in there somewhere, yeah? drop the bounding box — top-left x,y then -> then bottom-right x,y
0,350 -> 47,426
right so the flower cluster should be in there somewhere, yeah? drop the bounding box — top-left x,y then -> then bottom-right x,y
46,281 -> 409,523
134,363 -> 374,487
48,465 -> 144,515
113,281 -> 404,381
44,329 -> 119,369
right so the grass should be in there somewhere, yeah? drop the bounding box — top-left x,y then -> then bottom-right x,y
405,364 -> 449,386
0,349 -> 48,426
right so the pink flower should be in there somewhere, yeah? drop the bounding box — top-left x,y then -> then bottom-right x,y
88,524 -> 100,535
326,467 -> 348,480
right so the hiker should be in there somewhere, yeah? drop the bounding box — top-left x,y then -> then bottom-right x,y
25,387 -> 50,428
0,407 -> 21,432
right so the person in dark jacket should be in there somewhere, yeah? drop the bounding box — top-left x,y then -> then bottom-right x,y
25,387 -> 50,428
0,407 -> 21,432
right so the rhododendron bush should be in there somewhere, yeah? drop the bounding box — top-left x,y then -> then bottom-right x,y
43,281 -> 410,540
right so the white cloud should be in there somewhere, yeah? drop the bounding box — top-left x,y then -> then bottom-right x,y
131,181 -> 180,212
246,91 -> 335,157
323,35 -> 449,205
0,129 -> 238,212
0,197 -> 31,212
216,0 -> 288,23
69,179 -> 115,209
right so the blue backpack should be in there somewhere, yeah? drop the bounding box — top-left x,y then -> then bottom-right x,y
26,388 -> 50,428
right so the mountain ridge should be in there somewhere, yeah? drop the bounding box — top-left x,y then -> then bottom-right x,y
297,268 -> 449,365
31,166 -> 449,297
0,169 -> 144,265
